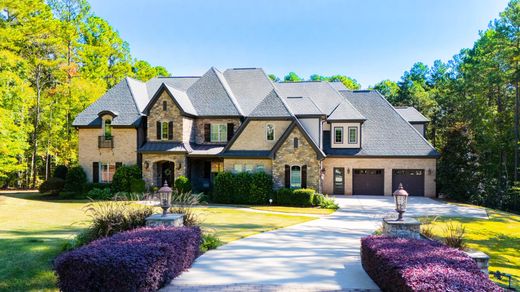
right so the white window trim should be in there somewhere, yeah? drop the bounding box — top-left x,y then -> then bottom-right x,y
266,123 -> 275,141
290,165 -> 302,189
348,127 -> 358,144
99,162 -> 115,183
211,124 -> 228,142
161,121 -> 169,140
334,127 -> 343,144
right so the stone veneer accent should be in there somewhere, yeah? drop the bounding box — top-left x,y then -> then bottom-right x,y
223,158 -> 273,174
148,91 -> 183,142
193,118 -> 241,144
272,127 -> 321,191
322,157 -> 436,196
78,127 -> 137,182
141,153 -> 187,187
230,120 -> 291,151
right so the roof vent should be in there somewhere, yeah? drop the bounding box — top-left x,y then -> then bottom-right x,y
287,96 -> 303,99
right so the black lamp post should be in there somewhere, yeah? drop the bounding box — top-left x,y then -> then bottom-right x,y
393,183 -> 409,221
157,181 -> 172,217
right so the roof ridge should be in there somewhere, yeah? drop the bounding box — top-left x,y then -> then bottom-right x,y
258,68 -> 295,117
211,67 -> 245,116
157,76 -> 201,79
326,82 -> 364,117
124,77 -> 144,114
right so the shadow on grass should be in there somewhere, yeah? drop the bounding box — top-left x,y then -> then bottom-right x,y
0,191 -> 89,204
0,225 -> 86,291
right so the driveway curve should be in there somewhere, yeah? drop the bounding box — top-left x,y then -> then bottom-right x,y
164,196 -> 487,291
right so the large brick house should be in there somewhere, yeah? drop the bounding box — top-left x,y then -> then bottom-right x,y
73,67 -> 439,196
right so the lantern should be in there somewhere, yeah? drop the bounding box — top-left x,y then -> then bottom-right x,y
393,183 -> 409,221
157,181 -> 172,217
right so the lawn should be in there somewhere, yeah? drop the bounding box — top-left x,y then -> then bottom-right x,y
249,205 -> 335,215
423,209 -> 520,289
0,192 -> 315,291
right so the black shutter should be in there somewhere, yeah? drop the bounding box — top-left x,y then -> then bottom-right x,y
115,162 -> 122,170
284,165 -> 290,188
156,121 -> 161,139
227,123 -> 234,141
92,162 -> 99,183
204,124 -> 211,142
301,165 -> 307,188
168,121 -> 173,140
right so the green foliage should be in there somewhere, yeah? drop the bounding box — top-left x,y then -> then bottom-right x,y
284,72 -> 303,82
111,165 -> 141,193
268,74 -> 280,82
169,191 -> 204,227
200,233 -> 222,253
129,178 -> 145,193
38,177 -> 65,195
310,74 -> 361,89
213,171 -> 273,204
63,166 -> 87,195
86,188 -> 112,200
315,194 -> 339,210
174,176 -> 191,194
52,165 -> 68,180
442,222 -> 466,250
276,188 -> 315,207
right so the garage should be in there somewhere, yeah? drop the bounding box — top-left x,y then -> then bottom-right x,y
392,169 -> 424,196
353,169 -> 384,195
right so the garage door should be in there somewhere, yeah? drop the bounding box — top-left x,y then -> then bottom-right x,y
353,169 -> 384,195
392,169 -> 424,196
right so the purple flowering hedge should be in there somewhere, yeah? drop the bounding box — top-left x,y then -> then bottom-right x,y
54,226 -> 202,292
361,236 -> 501,292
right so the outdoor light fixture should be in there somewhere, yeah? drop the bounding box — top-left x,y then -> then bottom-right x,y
347,168 -> 350,174
393,183 -> 409,221
157,181 -> 172,217
144,161 -> 150,169
269,198 -> 273,205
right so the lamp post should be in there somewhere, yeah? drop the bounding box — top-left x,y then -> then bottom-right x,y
393,183 -> 409,221
157,181 -> 172,217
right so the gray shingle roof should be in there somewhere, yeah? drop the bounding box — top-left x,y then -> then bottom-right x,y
329,82 -> 347,91
186,144 -> 224,156
138,142 -> 188,153
186,67 -> 242,116
221,150 -> 271,158
284,96 -> 323,116
275,81 -> 346,115
395,106 -> 430,123
165,85 -> 197,116
249,90 -> 293,118
146,77 -> 199,96
73,77 -> 143,127
328,100 -> 366,121
323,90 -> 438,157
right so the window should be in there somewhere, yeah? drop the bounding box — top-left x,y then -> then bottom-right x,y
245,164 -> 254,173
294,137 -> 299,148
100,163 -> 116,183
211,161 -> 224,173
233,164 -> 243,173
211,124 -> 227,142
256,164 -> 265,173
163,100 -> 167,111
103,119 -> 112,139
290,165 -> 301,188
266,124 -> 275,141
334,127 -> 343,143
348,127 -> 358,144
161,122 -> 169,140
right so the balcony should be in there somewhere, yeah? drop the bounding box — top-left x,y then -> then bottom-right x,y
98,136 -> 114,148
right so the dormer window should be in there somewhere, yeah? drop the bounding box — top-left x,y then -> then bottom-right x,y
163,101 -> 167,111
103,119 -> 112,139
334,127 -> 343,144
348,127 -> 358,144
266,124 -> 275,141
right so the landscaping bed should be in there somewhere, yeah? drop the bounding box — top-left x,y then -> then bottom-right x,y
361,235 -> 501,292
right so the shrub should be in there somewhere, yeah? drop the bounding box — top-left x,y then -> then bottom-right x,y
249,172 -> 272,204
213,171 -> 234,203
200,232 -> 222,253
169,192 -> 203,227
87,188 -> 112,200
213,171 -> 273,204
442,222 -> 466,249
86,182 -> 112,192
174,176 -> 191,194
360,235 -> 500,292
53,165 -> 68,179
55,226 -> 202,292
39,177 -> 65,195
315,193 -> 339,210
62,166 -> 87,195
111,165 -> 141,193
276,188 -> 315,207
130,178 -> 146,193
275,188 -> 294,205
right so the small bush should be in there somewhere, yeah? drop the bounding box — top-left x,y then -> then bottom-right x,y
276,188 -> 315,207
111,165 -> 141,193
418,216 -> 438,239
213,171 -> 273,204
130,178 -> 146,193
313,193 -> 325,206
86,188 -> 112,200
200,233 -> 222,253
39,177 -> 65,195
53,165 -> 68,179
442,222 -> 466,249
315,194 -> 339,210
63,166 -> 87,195
54,226 -> 202,292
86,182 -> 112,192
360,235 -> 501,292
169,192 -> 203,227
174,176 -> 191,194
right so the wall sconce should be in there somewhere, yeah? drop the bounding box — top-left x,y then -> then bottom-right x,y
347,168 -> 350,174
428,168 -> 432,175
144,161 -> 150,169
321,168 -> 326,174
177,162 -> 182,170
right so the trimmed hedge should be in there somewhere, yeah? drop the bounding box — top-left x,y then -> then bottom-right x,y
55,226 -> 202,292
213,171 -> 272,204
39,177 -> 65,195
360,236 -> 501,292
275,188 -> 315,207
111,165 -> 142,193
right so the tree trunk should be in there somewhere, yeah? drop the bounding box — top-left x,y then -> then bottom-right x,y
30,66 -> 43,188
515,80 -> 519,182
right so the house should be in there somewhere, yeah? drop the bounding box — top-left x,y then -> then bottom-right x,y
73,67 -> 439,197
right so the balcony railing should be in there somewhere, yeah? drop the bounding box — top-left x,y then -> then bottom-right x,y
98,136 -> 114,148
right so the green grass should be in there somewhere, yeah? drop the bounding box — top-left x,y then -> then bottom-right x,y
248,205 -> 335,215
0,192 -> 314,291
421,209 -> 520,289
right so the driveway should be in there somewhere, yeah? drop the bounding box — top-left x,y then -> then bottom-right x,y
164,196 -> 487,291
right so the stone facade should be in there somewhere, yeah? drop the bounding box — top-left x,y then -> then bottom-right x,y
148,91 -> 184,142
382,217 -> 421,239
78,127 -> 138,182
193,118 -> 241,144
223,158 -> 273,174
322,157 -> 436,197
272,127 -> 321,191
141,153 -> 187,186
230,120 -> 291,151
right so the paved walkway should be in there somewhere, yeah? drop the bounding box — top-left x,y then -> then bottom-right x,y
163,196 -> 487,292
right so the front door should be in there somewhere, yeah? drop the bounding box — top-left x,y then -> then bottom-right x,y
333,168 -> 345,195
160,162 -> 175,187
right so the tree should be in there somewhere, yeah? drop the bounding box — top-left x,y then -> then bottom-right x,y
268,74 -> 280,82
284,72 -> 302,82
371,80 -> 399,103
131,60 -> 170,81
310,74 -> 361,89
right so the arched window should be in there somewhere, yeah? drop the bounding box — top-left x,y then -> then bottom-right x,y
163,101 -> 167,111
290,165 -> 301,188
293,137 -> 299,148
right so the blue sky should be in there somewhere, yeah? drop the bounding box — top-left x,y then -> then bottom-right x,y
89,0 -> 509,88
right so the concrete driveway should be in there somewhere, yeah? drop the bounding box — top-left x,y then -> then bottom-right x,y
164,196 -> 487,291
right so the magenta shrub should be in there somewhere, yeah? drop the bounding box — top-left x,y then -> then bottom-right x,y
54,226 -> 202,292
361,236 -> 501,292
